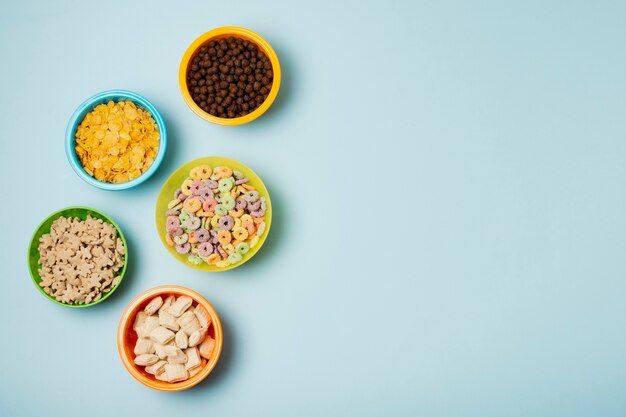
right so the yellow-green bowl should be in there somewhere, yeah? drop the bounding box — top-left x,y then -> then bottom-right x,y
156,156 -> 272,272
28,206 -> 128,307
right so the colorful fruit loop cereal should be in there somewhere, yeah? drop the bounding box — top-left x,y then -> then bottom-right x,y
164,164 -> 268,268
74,100 -> 160,183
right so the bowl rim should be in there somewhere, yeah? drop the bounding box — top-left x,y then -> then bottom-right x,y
155,156 -> 272,272
178,26 -> 281,126
27,206 -> 128,308
65,89 -> 168,191
117,285 -> 223,391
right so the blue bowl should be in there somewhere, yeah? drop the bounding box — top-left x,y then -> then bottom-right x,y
65,90 -> 167,191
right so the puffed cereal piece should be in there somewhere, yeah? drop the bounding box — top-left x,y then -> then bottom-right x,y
163,345 -> 180,356
134,338 -> 155,355
167,348 -> 188,365
184,347 -> 201,371
178,311 -> 201,336
154,343 -> 167,360
149,326 -> 175,345
144,296 -> 163,315
133,311 -> 147,333
145,360 -> 167,376
194,305 -> 211,329
188,328 -> 207,348
169,296 -> 193,317
159,295 -> 176,314
198,336 -> 216,360
164,363 -> 188,383
175,330 -> 188,349
159,310 -> 180,331
188,359 -> 206,378
138,315 -> 159,338
134,354 -> 159,366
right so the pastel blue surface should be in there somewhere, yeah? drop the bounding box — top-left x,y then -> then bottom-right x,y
1,1 -> 625,416
65,90 -> 168,190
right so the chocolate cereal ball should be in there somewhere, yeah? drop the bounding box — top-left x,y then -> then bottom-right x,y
187,36 -> 274,119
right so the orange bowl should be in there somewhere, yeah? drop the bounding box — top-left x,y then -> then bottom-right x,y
117,285 -> 223,391
178,26 -> 281,125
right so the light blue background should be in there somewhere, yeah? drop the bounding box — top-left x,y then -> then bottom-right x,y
1,1 -> 625,416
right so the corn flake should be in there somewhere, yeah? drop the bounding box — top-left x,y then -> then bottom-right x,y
75,100 -> 160,183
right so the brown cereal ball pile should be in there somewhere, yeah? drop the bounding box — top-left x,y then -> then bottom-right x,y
186,36 -> 274,118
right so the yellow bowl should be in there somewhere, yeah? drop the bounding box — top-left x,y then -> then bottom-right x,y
178,26 -> 281,126
156,156 -> 272,272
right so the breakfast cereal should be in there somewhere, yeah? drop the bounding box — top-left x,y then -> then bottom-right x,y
37,215 -> 125,304
163,164 -> 268,268
74,100 -> 160,183
132,295 -> 216,383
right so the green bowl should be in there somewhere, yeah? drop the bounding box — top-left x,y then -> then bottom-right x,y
28,206 -> 128,307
